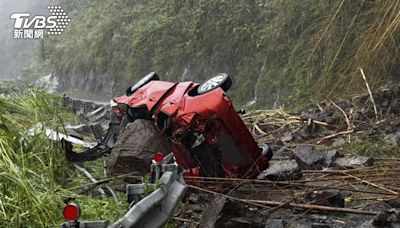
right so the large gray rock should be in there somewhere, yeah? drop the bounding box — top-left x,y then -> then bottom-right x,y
293,146 -> 324,170
334,156 -> 374,169
107,119 -> 172,176
257,159 -> 302,180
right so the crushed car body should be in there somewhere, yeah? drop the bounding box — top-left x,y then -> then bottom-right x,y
64,72 -> 272,179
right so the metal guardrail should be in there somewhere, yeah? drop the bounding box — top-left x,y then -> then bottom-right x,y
111,170 -> 187,228
60,154 -> 187,228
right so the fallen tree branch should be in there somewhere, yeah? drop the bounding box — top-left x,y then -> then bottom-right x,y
73,163 -> 107,198
317,129 -> 354,144
330,100 -> 353,143
339,171 -> 399,196
188,184 -> 380,216
247,199 -> 379,216
72,164 -> 119,203
68,172 -> 140,192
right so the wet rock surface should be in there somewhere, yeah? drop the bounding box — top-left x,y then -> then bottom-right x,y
334,156 -> 374,169
257,159 -> 302,181
107,119 -> 172,176
323,150 -> 339,167
293,146 -> 324,170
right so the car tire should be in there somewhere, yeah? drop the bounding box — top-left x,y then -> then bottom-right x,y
197,73 -> 232,95
126,72 -> 159,96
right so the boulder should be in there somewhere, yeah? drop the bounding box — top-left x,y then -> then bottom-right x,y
257,159 -> 302,181
293,146 -> 324,169
107,119 -> 172,176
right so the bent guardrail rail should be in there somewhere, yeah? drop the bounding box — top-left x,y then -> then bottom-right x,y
60,153 -> 187,228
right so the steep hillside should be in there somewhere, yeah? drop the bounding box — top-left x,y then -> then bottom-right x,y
37,0 -> 400,108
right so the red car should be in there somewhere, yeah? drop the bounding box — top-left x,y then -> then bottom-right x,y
108,72 -> 272,179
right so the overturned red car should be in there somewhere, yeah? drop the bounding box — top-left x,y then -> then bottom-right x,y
108,72 -> 272,179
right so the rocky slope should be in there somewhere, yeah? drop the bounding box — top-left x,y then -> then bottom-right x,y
62,84 -> 400,228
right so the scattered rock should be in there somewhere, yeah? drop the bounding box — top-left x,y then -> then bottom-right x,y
373,209 -> 400,226
305,190 -> 345,208
215,200 -> 264,227
293,146 -> 324,169
384,132 -> 400,146
387,199 -> 400,208
257,159 -> 302,181
273,147 -> 292,157
323,150 -> 339,167
280,132 -> 293,142
264,218 -> 284,228
334,156 -> 374,169
331,137 -> 346,147
198,196 -> 227,228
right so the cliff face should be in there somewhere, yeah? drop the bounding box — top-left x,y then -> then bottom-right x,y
57,71 -> 115,98
39,0 -> 400,108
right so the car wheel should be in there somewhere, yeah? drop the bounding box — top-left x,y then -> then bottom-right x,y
197,73 -> 232,95
126,72 -> 159,96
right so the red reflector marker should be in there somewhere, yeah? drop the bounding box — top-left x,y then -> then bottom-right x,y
63,203 -> 80,222
153,152 -> 164,163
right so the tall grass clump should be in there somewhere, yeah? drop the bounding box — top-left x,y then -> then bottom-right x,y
0,90 -> 74,227
0,90 -> 128,227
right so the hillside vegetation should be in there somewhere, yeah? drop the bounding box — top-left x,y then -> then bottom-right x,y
37,0 -> 400,107
0,90 -> 126,227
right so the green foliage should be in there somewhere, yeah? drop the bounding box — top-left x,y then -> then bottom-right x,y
76,197 -> 127,222
0,90 -> 126,227
43,0 -> 400,108
345,134 -> 397,157
0,90 -> 71,227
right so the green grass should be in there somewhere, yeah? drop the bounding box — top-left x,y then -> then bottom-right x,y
344,133 -> 397,157
0,90 -> 127,227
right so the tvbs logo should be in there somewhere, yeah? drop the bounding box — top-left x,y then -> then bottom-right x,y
10,6 -> 70,39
